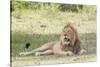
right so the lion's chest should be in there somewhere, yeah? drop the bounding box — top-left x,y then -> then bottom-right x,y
62,46 -> 73,51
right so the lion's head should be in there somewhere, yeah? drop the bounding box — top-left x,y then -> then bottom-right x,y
60,23 -> 81,53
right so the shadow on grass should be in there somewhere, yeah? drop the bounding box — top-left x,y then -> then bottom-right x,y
11,32 -> 96,57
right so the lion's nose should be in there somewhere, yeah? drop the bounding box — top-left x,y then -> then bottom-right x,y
64,38 -> 70,41
64,37 -> 67,39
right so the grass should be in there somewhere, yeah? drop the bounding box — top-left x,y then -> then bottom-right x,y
11,3 -> 96,66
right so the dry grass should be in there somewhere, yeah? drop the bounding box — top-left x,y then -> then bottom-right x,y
12,54 -> 96,67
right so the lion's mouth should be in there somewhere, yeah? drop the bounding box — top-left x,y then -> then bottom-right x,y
64,41 -> 70,44
64,37 -> 70,41
63,37 -> 70,45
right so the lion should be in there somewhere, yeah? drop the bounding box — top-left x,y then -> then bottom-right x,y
19,23 -> 86,56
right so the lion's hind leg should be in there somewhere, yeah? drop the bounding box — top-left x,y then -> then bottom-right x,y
33,42 -> 54,53
19,42 -> 54,56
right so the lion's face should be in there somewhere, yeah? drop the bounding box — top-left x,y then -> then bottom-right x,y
60,27 -> 74,46
59,23 -> 81,54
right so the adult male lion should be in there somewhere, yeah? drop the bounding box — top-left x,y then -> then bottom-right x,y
19,23 -> 86,56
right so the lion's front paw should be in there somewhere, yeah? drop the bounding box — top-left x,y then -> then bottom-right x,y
66,51 -> 74,56
79,49 -> 86,55
35,52 -> 41,56
19,52 -> 27,56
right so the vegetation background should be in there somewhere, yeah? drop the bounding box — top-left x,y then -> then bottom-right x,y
11,0 -> 96,66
